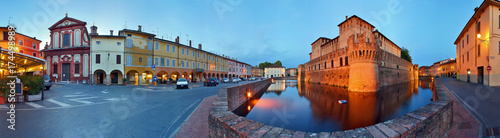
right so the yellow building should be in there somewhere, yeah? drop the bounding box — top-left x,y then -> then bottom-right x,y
454,0 -> 500,86
119,26 -> 155,85
154,37 -> 229,83
119,25 -> 230,85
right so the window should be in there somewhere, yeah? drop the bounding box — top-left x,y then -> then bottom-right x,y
209,55 -> 211,60
2,32 -> 7,40
467,52 -> 469,61
477,22 -> 481,34
127,39 -> 132,48
155,42 -> 159,50
345,56 -> 348,65
197,52 -> 200,57
96,54 -> 101,64
462,40 -> 464,48
182,48 -> 185,55
478,44 -> 481,57
33,53 -> 37,57
331,60 -> 334,68
340,58 -> 343,66
187,49 -> 190,55
74,64 -> 80,74
197,63 -> 200,68
127,55 -> 132,65
462,55 -> 464,63
147,41 -> 152,50
204,54 -> 206,59
193,62 -> 195,68
96,41 -> 101,45
467,34 -> 469,44
161,58 -> 165,66
53,64 -> 57,73
181,61 -> 185,68
147,57 -> 152,66
32,43 -> 36,49
63,34 -> 70,46
204,64 -> 206,69
117,42 -> 121,46
19,40 -> 23,45
193,51 -> 195,57
155,57 -> 159,65
166,59 -> 170,67
166,44 -> 170,52
172,60 -> 176,67
187,61 -> 190,68
172,46 -> 176,53
116,55 -> 121,64
324,62 -> 326,68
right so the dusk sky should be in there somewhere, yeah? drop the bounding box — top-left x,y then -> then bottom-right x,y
2,0 -> 483,68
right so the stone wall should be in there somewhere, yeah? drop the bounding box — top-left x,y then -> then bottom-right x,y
208,79 -> 453,137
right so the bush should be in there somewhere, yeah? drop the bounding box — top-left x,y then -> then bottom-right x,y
0,78 -> 14,102
17,75 -> 44,95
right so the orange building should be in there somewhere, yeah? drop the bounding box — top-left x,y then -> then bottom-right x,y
0,27 -> 42,58
454,0 -> 500,86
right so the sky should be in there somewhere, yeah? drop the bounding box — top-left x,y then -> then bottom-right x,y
1,0 -> 484,68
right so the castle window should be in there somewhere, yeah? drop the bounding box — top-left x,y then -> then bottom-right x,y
345,56 -> 348,66
340,58 -> 343,66
331,60 -> 334,68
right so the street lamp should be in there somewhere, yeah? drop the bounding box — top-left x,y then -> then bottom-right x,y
477,33 -> 489,44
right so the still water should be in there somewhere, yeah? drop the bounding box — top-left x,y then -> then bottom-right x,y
235,79 -> 437,132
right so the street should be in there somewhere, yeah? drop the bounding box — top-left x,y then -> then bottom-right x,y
0,81 -> 252,137
438,77 -> 500,137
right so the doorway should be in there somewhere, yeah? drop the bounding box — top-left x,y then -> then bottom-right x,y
62,63 -> 70,81
478,67 -> 484,84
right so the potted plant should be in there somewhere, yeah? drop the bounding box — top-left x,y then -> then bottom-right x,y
18,75 -> 43,102
123,78 -> 128,86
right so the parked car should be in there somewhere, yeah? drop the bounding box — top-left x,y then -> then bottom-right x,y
222,78 -> 230,83
176,78 -> 189,89
249,77 -> 256,81
240,77 -> 247,81
43,75 -> 52,90
232,78 -> 241,83
213,78 -> 220,84
204,78 -> 218,86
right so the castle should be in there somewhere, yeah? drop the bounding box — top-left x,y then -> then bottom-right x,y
298,15 -> 418,92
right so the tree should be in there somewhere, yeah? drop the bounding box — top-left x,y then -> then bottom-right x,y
274,60 -> 282,66
401,47 -> 412,63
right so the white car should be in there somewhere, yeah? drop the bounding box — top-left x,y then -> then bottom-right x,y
232,78 -> 241,83
176,78 -> 189,89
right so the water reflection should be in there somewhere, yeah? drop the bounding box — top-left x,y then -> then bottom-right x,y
235,79 -> 437,132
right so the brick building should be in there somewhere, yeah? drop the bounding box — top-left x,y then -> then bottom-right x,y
42,14 -> 91,83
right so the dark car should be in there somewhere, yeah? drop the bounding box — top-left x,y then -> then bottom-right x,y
204,78 -> 218,86
43,75 -> 52,90
240,77 -> 247,81
213,78 -> 220,84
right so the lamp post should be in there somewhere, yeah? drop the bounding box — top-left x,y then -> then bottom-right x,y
477,33 -> 490,85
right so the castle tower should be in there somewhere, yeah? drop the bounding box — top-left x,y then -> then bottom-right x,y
347,33 -> 380,92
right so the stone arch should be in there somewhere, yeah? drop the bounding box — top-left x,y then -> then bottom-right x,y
126,70 -> 139,85
158,71 -> 168,83
110,70 -> 123,84
171,71 -> 180,81
143,71 -> 153,84
93,69 -> 106,85
182,72 -> 188,79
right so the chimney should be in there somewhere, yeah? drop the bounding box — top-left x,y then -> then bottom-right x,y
138,25 -> 142,32
189,40 -> 192,47
222,54 -> 224,57
345,15 -> 348,20
198,44 -> 202,50
110,30 -> 114,36
175,36 -> 179,43
474,7 -> 479,12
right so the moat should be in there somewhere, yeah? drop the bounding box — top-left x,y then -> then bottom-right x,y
235,79 -> 437,132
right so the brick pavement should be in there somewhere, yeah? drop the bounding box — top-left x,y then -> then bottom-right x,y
173,95 -> 216,138
437,79 -> 480,138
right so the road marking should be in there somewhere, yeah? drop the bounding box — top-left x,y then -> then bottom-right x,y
101,89 -> 109,94
25,102 -> 45,108
63,94 -> 87,98
69,97 -> 98,104
47,99 -> 71,107
0,105 -> 8,109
